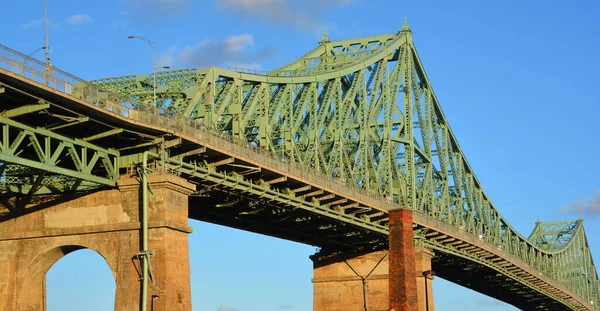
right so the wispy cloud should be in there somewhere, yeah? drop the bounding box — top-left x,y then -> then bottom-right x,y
21,18 -> 60,30
22,14 -> 91,30
558,191 -> 600,216
279,304 -> 294,310
67,14 -> 93,25
215,0 -> 354,32
158,34 -> 275,70
217,306 -> 239,311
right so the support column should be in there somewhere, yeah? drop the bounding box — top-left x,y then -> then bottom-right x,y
312,250 -> 390,311
114,173 -> 195,311
389,208 -> 418,311
415,246 -> 435,311
312,209 -> 425,311
0,172 -> 195,311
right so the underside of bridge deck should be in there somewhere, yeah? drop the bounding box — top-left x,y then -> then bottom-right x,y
188,189 -> 387,252
432,253 -> 571,311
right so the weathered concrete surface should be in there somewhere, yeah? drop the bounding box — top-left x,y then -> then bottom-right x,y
313,250 -> 390,311
415,246 -> 435,311
0,173 -> 194,311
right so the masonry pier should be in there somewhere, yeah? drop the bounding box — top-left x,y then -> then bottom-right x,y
312,208 -> 434,311
0,173 -> 194,311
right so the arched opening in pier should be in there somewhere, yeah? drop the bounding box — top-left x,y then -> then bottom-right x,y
46,248 -> 116,311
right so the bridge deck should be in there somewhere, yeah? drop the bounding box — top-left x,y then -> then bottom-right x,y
0,66 -> 593,311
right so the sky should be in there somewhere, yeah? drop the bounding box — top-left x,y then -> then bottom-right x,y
2,0 -> 600,310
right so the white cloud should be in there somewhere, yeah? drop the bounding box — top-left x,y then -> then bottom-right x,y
559,191 -> 600,216
158,34 -> 274,70
67,14 -> 93,25
279,304 -> 294,310
215,0 -> 354,31
222,34 -> 254,53
21,14 -> 90,30
21,19 -> 44,29
217,306 -> 239,311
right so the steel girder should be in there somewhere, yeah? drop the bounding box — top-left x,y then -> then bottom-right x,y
30,21 -> 600,309
144,151 -> 389,235
528,220 -> 600,306
0,115 -> 119,194
0,164 -> 106,195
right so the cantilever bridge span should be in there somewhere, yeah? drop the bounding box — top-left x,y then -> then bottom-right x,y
0,22 -> 598,311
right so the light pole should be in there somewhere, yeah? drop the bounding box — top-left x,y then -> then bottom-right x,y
127,36 -> 169,112
43,0 -> 52,80
422,270 -> 436,311
127,37 -> 169,311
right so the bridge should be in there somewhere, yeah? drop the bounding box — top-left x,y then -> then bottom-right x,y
0,21 -> 598,311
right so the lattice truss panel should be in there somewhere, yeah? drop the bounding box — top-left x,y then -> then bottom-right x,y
0,115 -> 119,197
91,23 -> 599,308
529,220 -> 599,303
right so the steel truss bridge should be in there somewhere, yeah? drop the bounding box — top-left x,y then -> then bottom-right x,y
0,22 -> 598,310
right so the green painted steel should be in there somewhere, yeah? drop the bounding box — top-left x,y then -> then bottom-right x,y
529,220 -> 599,304
0,164 -> 105,195
0,20 -> 598,309
0,115 -> 119,194
89,21 -> 599,309
1,102 -> 49,118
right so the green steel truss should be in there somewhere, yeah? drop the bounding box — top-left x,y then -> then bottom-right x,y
90,21 -> 600,308
0,18 -> 596,308
528,220 -> 599,303
0,115 -> 119,197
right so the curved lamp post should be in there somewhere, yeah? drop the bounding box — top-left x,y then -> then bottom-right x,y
422,270 -> 436,311
127,36 -> 170,112
127,36 -> 170,311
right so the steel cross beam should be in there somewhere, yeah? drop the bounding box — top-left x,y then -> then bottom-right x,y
0,166 -> 104,195
0,115 -> 119,188
146,151 -> 389,235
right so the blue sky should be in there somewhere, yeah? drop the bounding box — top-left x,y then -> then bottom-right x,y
3,0 -> 600,310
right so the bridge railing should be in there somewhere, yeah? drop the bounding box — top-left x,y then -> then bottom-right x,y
0,44 -> 139,112
227,66 -> 270,75
0,44 -> 391,212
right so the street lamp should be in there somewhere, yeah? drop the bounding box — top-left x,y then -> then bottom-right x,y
422,270 -> 436,311
24,46 -> 46,64
127,36 -> 169,112
43,0 -> 52,80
